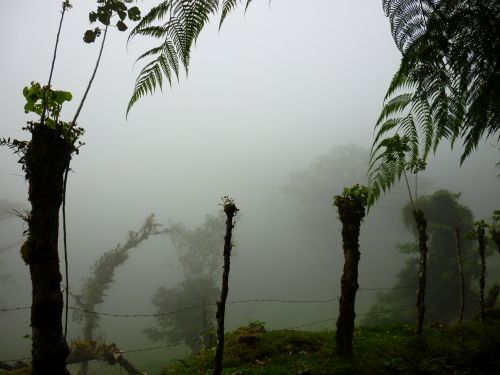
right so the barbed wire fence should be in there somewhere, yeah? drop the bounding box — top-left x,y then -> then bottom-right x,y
0,285 -> 462,364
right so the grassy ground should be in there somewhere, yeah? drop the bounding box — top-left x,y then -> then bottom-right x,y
2,312 -> 499,375
160,314 -> 500,375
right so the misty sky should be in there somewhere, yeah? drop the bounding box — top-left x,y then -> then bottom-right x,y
1,0 -> 499,365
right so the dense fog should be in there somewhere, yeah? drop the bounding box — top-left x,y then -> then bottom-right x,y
1,0 -> 499,373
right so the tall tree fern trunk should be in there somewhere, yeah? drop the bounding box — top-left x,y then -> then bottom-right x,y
334,187 -> 367,357
414,208 -> 428,335
21,124 -> 72,375
213,199 -> 238,375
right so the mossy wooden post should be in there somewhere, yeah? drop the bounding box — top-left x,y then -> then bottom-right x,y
333,185 -> 367,357
21,123 -> 73,375
213,197 -> 238,375
414,208 -> 428,335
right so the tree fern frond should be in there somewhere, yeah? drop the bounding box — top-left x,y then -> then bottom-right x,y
127,60 -> 164,115
244,0 -> 253,13
384,65 -> 416,101
376,93 -> 413,125
162,39 -> 181,80
134,46 -> 164,64
220,0 -> 239,29
372,0 -> 499,205
383,0 -> 437,51
128,0 -> 258,113
411,95 -> 434,158
132,25 -> 169,40
399,114 -> 419,164
129,1 -> 172,42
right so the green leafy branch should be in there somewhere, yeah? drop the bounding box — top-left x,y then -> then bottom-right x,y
84,0 -> 141,43
23,82 -> 72,127
22,82 -> 84,147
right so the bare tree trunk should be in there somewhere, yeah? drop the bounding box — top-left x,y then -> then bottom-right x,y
213,199 -> 238,375
455,226 -> 465,327
21,124 -> 72,375
201,299 -> 213,349
477,223 -> 486,322
414,208 -> 428,335
334,191 -> 366,357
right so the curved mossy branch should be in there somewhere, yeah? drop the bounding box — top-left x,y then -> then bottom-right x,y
72,214 -> 164,374
68,340 -> 145,375
73,214 -> 164,338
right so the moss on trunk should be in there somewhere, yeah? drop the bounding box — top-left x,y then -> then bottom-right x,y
333,186 -> 367,357
22,124 -> 72,375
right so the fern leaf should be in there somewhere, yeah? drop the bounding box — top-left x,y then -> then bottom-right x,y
220,0 -> 239,29
127,60 -> 163,115
129,1 -> 172,42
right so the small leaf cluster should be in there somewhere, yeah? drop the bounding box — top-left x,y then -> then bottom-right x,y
84,0 -> 141,43
23,81 -> 72,125
22,82 -> 84,146
333,184 -> 369,223
334,184 -> 369,208
0,137 -> 28,156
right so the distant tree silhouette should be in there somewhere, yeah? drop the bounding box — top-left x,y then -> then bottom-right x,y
144,211 -> 226,351
365,190 -> 478,326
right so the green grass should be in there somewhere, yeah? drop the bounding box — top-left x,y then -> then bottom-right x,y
2,313 -> 499,375
159,315 -> 500,375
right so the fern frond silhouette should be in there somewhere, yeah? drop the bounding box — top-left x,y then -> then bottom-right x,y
128,0 -> 253,114
370,0 -> 499,205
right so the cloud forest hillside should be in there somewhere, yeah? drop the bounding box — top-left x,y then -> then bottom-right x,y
0,0 -> 499,374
